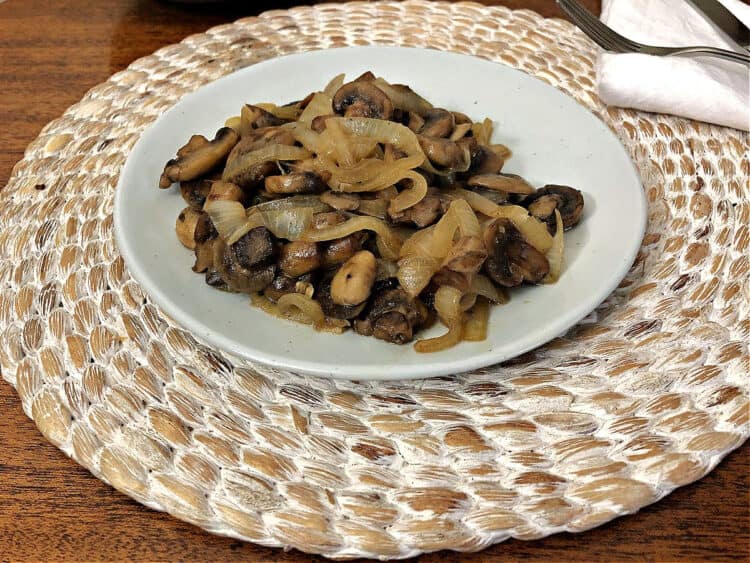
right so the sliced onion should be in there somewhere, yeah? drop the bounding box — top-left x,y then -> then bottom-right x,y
389,171 -> 428,213
277,293 -> 326,327
450,198 -> 481,237
301,215 -> 402,260
543,209 -> 564,284
376,259 -> 399,280
283,122 -> 323,153
204,199 -> 252,244
448,188 -> 553,253
323,73 -> 345,97
256,103 -> 302,121
471,117 -> 494,145
250,293 -> 347,333
224,115 -> 241,131
470,273 -> 508,304
246,195 -> 330,241
222,145 -> 312,183
463,297 -> 490,342
372,78 -> 433,115
334,117 -> 424,159
299,92 -> 333,126
397,255 -> 441,298
320,154 -> 422,185
414,285 -> 468,353
468,174 -> 535,194
399,224 -> 437,259
357,198 -> 389,218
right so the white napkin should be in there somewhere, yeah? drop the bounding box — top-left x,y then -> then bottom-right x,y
596,0 -> 750,131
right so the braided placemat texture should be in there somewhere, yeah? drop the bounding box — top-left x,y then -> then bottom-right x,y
1,1 -> 748,559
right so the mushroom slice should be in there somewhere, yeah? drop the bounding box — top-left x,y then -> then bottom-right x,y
160,127 -> 239,188
332,81 -> 394,120
279,240 -> 322,277
483,218 -> 549,287
523,184 -> 584,231
240,104 -> 284,137
180,172 -> 218,210
176,207 -> 207,250
353,288 -> 429,344
452,111 -> 472,124
467,173 -> 535,195
315,276 -> 367,320
322,232 -> 368,266
469,145 -> 507,175
449,123 -> 473,141
388,192 -> 443,228
442,235 -> 488,273
407,112 -> 425,133
264,273 -> 315,302
418,136 -> 472,172
265,172 -> 327,194
354,71 -> 377,82
213,236 -> 276,294
176,135 -> 209,158
320,191 -> 360,211
420,108 -> 455,138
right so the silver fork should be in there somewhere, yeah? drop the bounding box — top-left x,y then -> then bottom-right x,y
557,0 -> 750,65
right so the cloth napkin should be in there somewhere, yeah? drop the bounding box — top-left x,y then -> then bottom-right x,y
596,0 -> 750,131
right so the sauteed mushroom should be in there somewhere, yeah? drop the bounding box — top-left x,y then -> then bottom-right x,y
484,219 -> 549,287
159,127 -> 239,188
160,72 -> 586,351
353,288 -> 429,344
418,136 -> 473,171
333,81 -> 394,120
265,172 -> 327,194
524,184 -> 584,231
420,108 -> 455,138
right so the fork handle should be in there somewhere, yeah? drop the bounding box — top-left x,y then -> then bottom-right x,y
654,46 -> 750,65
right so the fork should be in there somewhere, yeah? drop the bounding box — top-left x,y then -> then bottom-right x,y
557,0 -> 750,65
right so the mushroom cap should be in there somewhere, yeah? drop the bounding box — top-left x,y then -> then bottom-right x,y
265,172 -> 327,195
279,240 -> 322,277
210,228 -> 277,293
355,288 -> 429,344
523,184 -> 584,231
332,81 -> 394,120
484,219 -> 550,287
315,277 -> 366,320
420,108 -> 455,138
418,136 -> 473,171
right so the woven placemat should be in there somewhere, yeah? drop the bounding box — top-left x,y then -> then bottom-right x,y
2,1 -> 748,559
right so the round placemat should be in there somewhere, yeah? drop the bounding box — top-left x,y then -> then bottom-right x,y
1,1 -> 748,559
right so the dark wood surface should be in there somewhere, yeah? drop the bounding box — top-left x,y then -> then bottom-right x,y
0,1 -> 748,561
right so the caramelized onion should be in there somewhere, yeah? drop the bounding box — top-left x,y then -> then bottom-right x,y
463,297 -> 490,342
245,195 -> 330,241
301,215 -> 402,260
222,145 -> 312,183
389,171 -> 429,213
204,199 -> 252,245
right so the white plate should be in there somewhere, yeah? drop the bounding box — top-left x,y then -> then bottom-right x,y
114,46 -> 646,381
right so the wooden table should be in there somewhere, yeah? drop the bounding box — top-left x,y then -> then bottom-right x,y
1,1 -> 748,561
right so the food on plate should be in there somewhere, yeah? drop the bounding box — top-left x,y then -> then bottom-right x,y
158,72 -> 585,351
